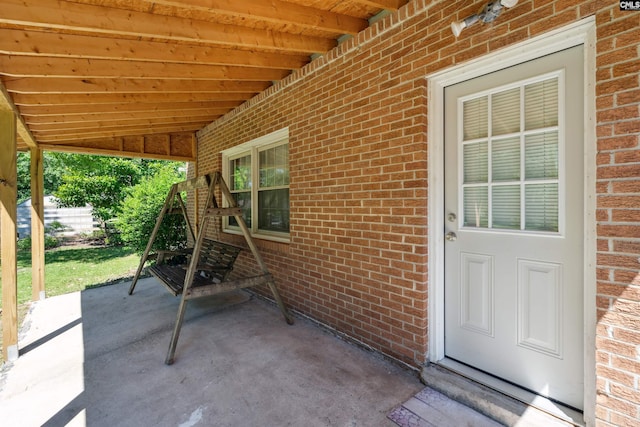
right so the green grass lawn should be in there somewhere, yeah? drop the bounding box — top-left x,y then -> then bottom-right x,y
1,245 -> 142,306
0,244 -> 144,364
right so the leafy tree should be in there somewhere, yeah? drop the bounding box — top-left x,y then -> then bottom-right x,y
117,165 -> 187,254
54,155 -> 142,223
54,155 -> 176,226
16,151 -> 65,204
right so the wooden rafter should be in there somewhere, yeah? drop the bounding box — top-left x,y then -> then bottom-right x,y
24,108 -> 232,124
4,78 -> 271,94
19,101 -> 243,116
0,29 -> 309,70
0,0 -> 336,54
34,125 -> 207,142
146,0 -> 368,35
11,92 -> 257,105
0,0 -> 400,158
0,56 -> 292,81
350,0 -> 408,9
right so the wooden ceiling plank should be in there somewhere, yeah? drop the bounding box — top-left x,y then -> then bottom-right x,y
0,0 -> 336,54
0,79 -> 37,148
12,92 -> 256,105
19,101 -> 243,115
0,29 -> 309,70
0,55 -> 291,81
148,0 -> 368,35
4,77 -> 271,94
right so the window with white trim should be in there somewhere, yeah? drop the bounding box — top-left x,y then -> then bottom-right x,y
222,128 -> 289,241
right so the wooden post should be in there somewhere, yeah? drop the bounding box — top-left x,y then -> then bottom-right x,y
0,109 -> 19,361
30,148 -> 45,301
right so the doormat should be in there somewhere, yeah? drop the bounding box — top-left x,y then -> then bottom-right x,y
387,387 -> 502,427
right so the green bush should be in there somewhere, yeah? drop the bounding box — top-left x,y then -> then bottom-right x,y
17,235 -> 60,251
116,166 -> 187,254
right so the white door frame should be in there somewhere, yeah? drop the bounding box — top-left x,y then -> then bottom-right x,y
426,17 -> 596,423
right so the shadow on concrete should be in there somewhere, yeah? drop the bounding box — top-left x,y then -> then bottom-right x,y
1,277 -> 422,426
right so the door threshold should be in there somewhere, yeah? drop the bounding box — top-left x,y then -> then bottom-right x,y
423,359 -> 584,426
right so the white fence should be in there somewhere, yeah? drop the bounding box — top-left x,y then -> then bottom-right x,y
17,196 -> 98,237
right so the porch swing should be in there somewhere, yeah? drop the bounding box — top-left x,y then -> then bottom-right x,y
128,172 -> 294,365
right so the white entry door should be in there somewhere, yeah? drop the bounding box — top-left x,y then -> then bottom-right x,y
444,45 -> 584,409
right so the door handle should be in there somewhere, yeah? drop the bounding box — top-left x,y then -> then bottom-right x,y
445,232 -> 457,242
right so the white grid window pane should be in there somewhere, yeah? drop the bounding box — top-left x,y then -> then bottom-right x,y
525,183 -> 558,232
464,142 -> 488,184
492,137 -> 521,182
463,96 -> 488,140
492,185 -> 521,229
259,144 -> 289,188
525,78 -> 558,130
492,88 -> 520,136
464,187 -> 488,228
525,131 -> 558,180
230,155 -> 252,191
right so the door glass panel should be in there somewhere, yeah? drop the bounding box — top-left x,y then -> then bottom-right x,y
491,88 -> 520,136
492,137 -> 520,181
459,74 -> 561,233
525,183 -> 558,232
493,185 -> 521,229
464,187 -> 488,228
525,78 -> 558,130
525,131 -> 558,180
463,142 -> 488,183
463,96 -> 488,140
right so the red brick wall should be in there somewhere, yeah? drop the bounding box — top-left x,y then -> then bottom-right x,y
593,3 -> 640,426
196,0 -> 639,423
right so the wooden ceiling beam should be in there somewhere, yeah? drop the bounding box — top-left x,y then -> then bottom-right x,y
0,56 -> 291,81
19,101 -> 243,116
24,108 -> 232,124
33,124 -> 208,142
350,0 -> 408,10
12,92 -> 255,105
147,0 -> 368,35
0,79 -> 36,148
40,142 -> 195,161
39,132 -> 196,161
0,0 -> 336,54
0,29 -> 309,70
29,115 -> 218,132
4,77 -> 270,94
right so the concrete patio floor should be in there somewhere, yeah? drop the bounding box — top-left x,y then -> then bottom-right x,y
0,277 -> 424,426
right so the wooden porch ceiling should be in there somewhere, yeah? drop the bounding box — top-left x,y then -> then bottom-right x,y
1,0 -> 406,161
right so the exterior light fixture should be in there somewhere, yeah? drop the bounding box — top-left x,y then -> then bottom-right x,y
451,0 -> 519,37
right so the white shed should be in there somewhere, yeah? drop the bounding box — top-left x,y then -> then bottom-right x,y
17,196 -> 98,237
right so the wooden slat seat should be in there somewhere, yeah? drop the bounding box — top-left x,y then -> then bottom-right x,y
149,238 -> 242,296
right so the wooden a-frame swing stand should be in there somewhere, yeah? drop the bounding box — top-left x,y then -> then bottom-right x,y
128,172 -> 294,365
